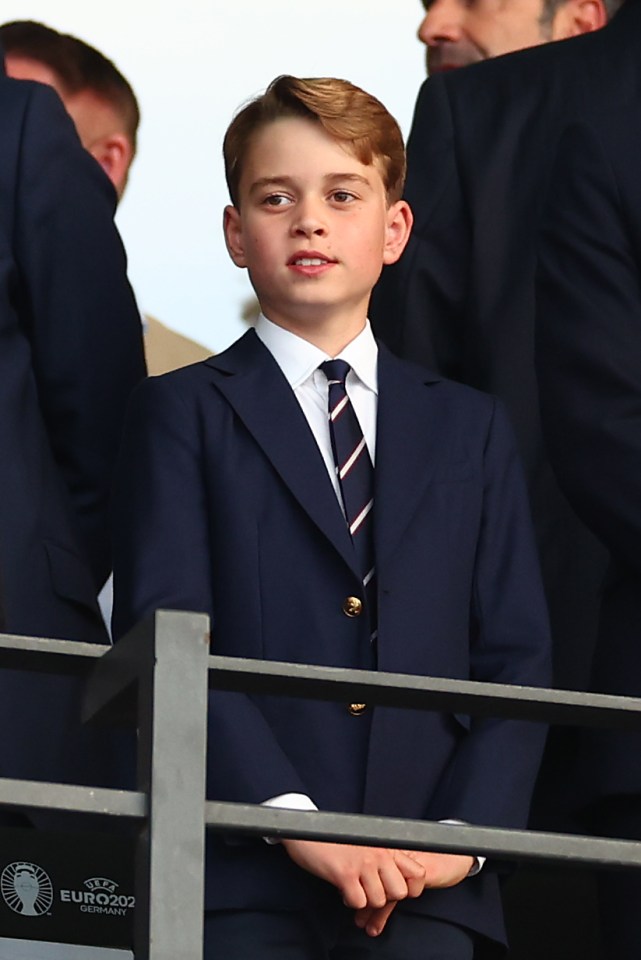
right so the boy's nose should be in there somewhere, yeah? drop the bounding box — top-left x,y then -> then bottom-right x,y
418,0 -> 464,46
291,200 -> 327,237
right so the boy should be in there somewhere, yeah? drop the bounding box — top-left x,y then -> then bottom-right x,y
112,76 -> 551,959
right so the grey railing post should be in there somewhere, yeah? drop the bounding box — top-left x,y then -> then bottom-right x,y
134,610 -> 210,960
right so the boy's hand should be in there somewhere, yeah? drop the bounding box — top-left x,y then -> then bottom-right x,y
407,851 -> 475,888
281,839 -> 425,910
354,852 -> 476,937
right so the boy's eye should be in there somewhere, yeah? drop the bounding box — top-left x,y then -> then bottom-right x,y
332,191 -> 356,203
263,194 -> 292,207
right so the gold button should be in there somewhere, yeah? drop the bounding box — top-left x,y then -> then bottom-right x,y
342,596 -> 363,618
348,703 -> 368,716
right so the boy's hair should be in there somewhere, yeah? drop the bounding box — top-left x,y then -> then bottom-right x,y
223,75 -> 406,207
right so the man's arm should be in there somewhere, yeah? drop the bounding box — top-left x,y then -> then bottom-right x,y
12,82 -> 146,587
370,75 -> 470,375
536,119 -> 641,574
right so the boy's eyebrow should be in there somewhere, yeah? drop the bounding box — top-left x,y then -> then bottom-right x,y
324,172 -> 373,190
248,172 -> 374,195
247,176 -> 295,195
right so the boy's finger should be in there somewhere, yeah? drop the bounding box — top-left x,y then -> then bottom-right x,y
377,860 -> 410,903
340,874 -> 368,911
393,849 -> 426,879
405,873 -> 426,899
359,867 -> 388,909
365,902 -> 397,937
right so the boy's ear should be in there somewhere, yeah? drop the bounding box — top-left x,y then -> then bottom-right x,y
223,205 -> 247,267
383,200 -> 413,266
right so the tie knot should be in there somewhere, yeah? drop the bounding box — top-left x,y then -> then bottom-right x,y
320,358 -> 351,386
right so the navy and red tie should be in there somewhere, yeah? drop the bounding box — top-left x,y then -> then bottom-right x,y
320,359 -> 377,637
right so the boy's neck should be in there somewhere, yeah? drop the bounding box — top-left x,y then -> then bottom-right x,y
259,307 -> 368,358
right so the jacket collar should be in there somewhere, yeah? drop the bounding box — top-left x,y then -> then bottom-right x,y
206,332 -> 445,577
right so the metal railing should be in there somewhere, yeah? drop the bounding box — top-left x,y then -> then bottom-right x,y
2,609 -> 641,958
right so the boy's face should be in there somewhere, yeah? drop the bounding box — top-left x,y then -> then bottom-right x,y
224,117 -> 412,346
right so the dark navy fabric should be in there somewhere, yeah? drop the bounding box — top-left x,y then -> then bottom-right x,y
371,0 -> 641,697
203,907 -> 475,960
112,330 -> 551,949
538,111 -> 641,804
0,71 -> 145,792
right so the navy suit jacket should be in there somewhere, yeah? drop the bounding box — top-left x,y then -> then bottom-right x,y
113,331 -> 551,947
537,111 -> 641,804
0,73 -> 145,791
371,0 -> 641,694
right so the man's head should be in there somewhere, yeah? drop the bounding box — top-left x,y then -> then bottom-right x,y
1,21 -> 139,198
418,0 -> 620,73
222,76 -> 412,351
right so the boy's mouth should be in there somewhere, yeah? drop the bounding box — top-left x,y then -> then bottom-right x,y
288,251 -> 337,267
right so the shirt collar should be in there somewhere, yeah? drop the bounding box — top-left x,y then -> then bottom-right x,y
255,313 -> 378,393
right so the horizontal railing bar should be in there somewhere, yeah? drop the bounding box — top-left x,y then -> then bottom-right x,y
208,655 -> 641,730
205,801 -> 641,870
0,777 -> 146,819
2,635 -> 638,730
0,632 -> 105,675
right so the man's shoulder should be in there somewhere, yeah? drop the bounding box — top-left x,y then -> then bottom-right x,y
425,23 -> 609,130
0,73 -> 72,133
448,24 -> 604,93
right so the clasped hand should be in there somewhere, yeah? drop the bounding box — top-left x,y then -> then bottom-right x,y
282,839 -> 474,937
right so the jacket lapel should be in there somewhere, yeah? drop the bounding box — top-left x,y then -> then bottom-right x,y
374,346 -> 444,569
205,331 -> 359,578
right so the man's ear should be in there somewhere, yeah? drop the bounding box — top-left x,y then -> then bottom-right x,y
552,0 -> 607,38
383,200 -> 413,266
223,205 -> 247,268
89,133 -> 134,200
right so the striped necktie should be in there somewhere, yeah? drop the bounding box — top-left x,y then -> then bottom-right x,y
320,359 -> 377,637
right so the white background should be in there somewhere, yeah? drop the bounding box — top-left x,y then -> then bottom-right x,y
2,1 -> 426,352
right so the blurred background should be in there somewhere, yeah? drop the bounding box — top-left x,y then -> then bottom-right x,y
2,1 -> 425,351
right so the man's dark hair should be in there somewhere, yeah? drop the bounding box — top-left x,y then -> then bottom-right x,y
0,20 -> 140,152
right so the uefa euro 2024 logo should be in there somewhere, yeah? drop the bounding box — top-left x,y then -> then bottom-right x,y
1,861 -> 54,916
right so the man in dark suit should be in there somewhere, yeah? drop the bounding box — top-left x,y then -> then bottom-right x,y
113,74 -> 551,958
537,109 -> 641,960
369,8 -> 641,952
371,0 -> 638,701
0,61 -> 145,792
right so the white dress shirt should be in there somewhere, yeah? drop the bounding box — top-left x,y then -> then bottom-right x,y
255,313 -> 378,509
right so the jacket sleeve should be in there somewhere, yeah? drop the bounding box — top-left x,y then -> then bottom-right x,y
536,120 -> 641,577
431,399 -> 552,828
370,75 -> 470,377
111,375 -> 312,804
12,82 -> 146,587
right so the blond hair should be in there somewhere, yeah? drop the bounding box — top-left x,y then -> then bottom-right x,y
223,75 -> 406,207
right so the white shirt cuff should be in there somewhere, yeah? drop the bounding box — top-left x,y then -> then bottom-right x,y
261,793 -> 318,843
439,819 -> 485,875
